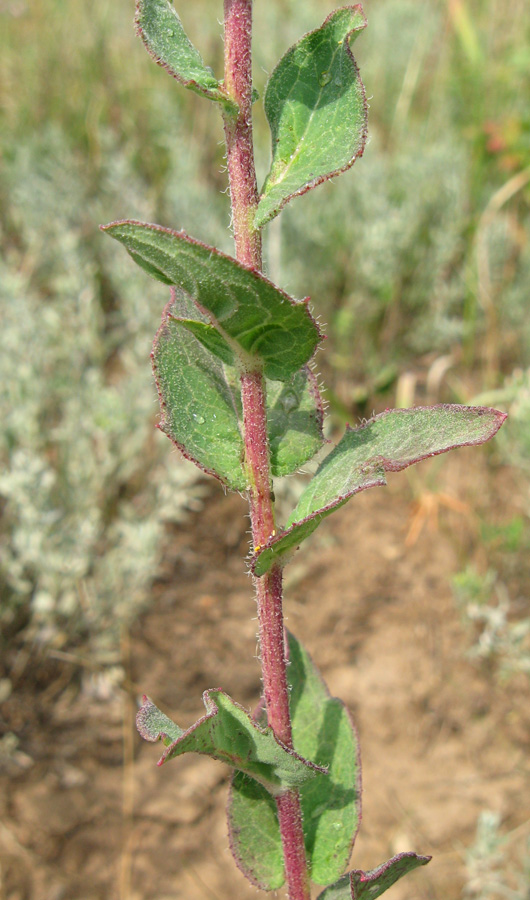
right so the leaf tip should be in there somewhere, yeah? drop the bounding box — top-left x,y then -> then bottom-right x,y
350,3 -> 368,31
99,218 -> 132,237
492,408 -> 508,428
136,695 -> 155,741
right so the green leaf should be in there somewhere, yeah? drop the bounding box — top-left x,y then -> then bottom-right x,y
291,634 -> 361,883
137,690 -> 325,796
256,6 -> 367,229
152,300 -> 246,489
228,632 -> 360,889
268,368 -> 325,477
101,220 -> 321,381
177,318 -> 236,367
253,405 -> 507,575
135,0 -> 233,107
229,770 -> 285,890
173,301 -> 325,474
316,853 -> 431,900
154,296 -> 324,485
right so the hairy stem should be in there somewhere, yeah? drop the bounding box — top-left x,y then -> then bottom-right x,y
222,0 -> 262,269
222,3 -> 311,898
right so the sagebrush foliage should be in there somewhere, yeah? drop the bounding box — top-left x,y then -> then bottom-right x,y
0,128 -> 209,649
2,0 -> 529,659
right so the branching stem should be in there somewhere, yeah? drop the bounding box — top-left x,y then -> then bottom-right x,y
222,3 -> 311,898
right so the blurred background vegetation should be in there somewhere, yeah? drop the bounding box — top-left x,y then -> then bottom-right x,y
1,1 -> 530,895
1,0 -> 529,677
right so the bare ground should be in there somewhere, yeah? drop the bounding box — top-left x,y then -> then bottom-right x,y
1,455 -> 529,900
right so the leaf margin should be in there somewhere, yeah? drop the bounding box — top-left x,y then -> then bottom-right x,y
137,689 -> 327,796
134,0 -> 236,109
100,219 -> 323,382
255,4 -> 368,229
315,851 -> 432,900
252,404 -> 507,575
151,295 -> 247,490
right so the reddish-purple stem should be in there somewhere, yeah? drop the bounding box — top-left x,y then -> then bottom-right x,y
276,792 -> 313,899
222,0 -> 262,269
222,4 -> 311,899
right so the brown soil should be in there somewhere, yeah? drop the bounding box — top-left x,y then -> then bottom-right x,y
1,457 -> 529,900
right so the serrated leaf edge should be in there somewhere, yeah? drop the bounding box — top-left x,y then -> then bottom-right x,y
256,5 -> 368,228
251,404 -> 507,575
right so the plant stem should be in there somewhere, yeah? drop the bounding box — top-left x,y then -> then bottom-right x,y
222,0 -> 261,269
222,4 -> 311,899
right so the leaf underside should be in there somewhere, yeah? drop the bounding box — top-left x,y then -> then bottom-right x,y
137,690 -> 324,795
256,6 -> 368,228
101,220 -> 321,381
152,294 -> 325,489
228,632 -> 361,889
316,852 -> 432,900
135,0 -> 232,106
253,405 -> 507,575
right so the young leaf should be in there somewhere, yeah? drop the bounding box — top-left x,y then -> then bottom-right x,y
316,852 -> 431,900
135,0 -> 234,107
152,299 -> 246,490
101,220 -> 321,381
137,690 -> 325,796
228,632 -> 361,888
255,6 -> 367,229
253,405 -> 507,575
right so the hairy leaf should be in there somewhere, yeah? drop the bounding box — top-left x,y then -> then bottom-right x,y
135,0 -> 233,107
316,852 -> 431,899
137,691 -> 325,795
229,771 -> 284,890
267,368 -> 325,476
228,632 -> 360,888
101,221 -> 321,381
253,405 -> 507,575
175,315 -> 324,473
256,6 -> 367,228
152,301 -> 246,489
177,318 -> 236,367
153,296 -> 324,485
